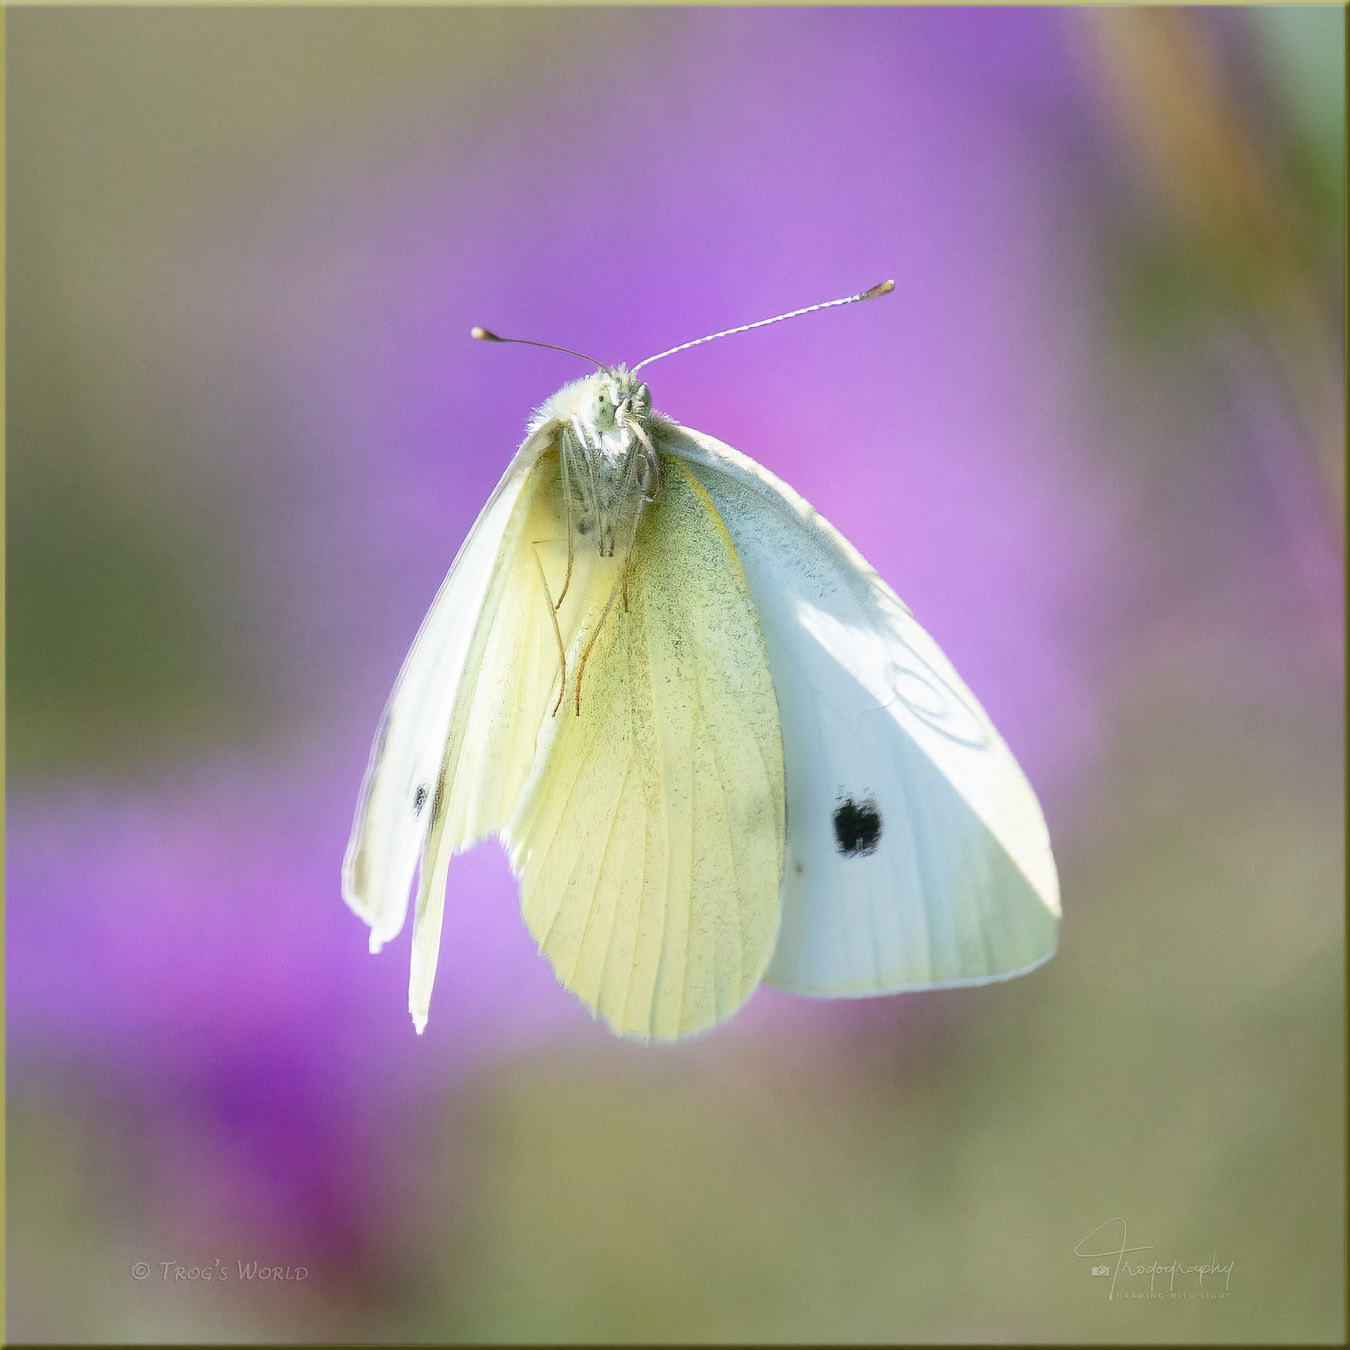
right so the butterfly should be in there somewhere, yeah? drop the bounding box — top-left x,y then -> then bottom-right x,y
342,282 -> 1060,1039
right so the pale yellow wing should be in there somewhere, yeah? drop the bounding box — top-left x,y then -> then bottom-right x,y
407,435 -> 592,1029
505,456 -> 785,1040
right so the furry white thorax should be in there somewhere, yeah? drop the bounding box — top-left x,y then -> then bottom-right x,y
531,368 -> 665,558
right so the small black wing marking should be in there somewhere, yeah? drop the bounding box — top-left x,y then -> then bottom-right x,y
413,785 -> 429,816
833,796 -> 882,857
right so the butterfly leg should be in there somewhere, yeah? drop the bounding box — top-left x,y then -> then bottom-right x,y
531,545 -> 569,717
556,433 -> 576,612
570,414 -> 606,556
617,512 -> 642,612
573,577 -> 622,717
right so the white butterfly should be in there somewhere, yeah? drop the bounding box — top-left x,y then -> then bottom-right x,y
343,282 -> 1060,1039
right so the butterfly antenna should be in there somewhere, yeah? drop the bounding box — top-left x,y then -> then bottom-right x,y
470,327 -> 606,371
631,279 -> 894,374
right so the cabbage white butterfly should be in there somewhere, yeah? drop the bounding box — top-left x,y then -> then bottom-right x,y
343,282 -> 1060,1039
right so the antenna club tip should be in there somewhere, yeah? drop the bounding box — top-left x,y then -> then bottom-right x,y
862,280 -> 896,300
470,326 -> 499,342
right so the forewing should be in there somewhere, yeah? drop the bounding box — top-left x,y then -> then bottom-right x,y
664,424 -> 1060,997
406,433 -> 614,1027
505,456 -> 786,1039
342,422 -> 558,959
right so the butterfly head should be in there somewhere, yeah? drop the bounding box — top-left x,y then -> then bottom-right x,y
532,368 -> 664,561
587,367 -> 652,431
537,367 -> 653,437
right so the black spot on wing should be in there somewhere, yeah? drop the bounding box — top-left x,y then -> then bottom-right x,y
413,785 -> 428,816
833,797 -> 882,857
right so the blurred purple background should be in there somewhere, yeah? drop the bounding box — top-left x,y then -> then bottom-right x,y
7,7 -> 1343,1343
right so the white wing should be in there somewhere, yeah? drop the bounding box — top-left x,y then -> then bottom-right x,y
341,422 -> 554,960
662,422 -> 1060,997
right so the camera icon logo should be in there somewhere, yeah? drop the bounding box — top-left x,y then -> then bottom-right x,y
1091,1265 -> 1110,1277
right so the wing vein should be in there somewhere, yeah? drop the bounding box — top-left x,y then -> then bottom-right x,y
704,674 -> 744,1015
534,711 -> 615,951
571,745 -> 635,992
